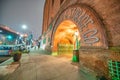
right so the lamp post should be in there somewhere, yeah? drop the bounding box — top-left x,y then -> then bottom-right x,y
72,31 -> 79,62
22,25 -> 27,30
20,24 -> 28,45
21,24 -> 28,37
74,31 -> 79,50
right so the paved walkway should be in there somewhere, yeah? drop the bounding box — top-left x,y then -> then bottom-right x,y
0,53 -> 87,80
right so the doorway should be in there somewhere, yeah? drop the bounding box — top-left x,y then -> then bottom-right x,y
52,20 -> 80,58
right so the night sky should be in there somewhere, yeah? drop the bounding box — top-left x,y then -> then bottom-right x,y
0,0 -> 45,39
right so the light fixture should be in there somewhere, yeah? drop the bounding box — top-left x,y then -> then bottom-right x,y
22,24 -> 27,30
0,30 -> 3,32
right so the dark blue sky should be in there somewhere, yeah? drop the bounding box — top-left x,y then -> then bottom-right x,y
0,0 -> 45,39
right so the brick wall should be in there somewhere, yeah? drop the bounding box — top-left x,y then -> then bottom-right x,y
78,0 -> 120,46
43,0 -> 120,46
79,48 -> 120,79
42,0 -> 120,79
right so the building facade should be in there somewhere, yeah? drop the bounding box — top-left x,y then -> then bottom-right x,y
41,0 -> 120,79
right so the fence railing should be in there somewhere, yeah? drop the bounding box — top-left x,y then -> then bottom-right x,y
57,44 -> 74,55
108,60 -> 120,80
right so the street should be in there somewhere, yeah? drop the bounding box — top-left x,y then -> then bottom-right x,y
0,49 -> 96,80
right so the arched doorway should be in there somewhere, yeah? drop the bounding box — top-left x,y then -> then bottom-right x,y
51,6 -> 108,51
52,20 -> 80,58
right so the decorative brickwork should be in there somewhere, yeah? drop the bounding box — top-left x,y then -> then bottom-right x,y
42,0 -> 120,79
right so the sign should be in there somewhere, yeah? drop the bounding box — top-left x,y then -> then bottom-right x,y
53,6 -> 108,48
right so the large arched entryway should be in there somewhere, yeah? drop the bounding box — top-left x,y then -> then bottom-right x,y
51,6 -> 108,58
52,20 -> 80,58
51,6 -> 108,50
49,5 -> 109,76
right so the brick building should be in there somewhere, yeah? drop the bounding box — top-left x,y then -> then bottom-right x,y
41,0 -> 120,79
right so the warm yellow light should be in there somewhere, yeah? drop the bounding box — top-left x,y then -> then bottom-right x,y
75,31 -> 79,36
53,20 -> 80,52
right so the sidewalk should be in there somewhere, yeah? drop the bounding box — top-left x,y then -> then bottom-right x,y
0,50 -> 96,80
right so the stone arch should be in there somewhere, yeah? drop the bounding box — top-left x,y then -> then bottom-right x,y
51,4 -> 108,51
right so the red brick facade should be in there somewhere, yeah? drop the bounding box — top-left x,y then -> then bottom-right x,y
42,0 -> 120,79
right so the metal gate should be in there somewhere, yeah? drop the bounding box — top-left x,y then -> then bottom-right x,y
57,44 -> 74,55
108,60 -> 120,80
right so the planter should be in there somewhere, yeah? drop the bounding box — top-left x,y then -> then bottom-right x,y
13,53 -> 22,62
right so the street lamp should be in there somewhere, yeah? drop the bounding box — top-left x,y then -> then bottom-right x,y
72,31 -> 79,62
21,25 -> 28,45
22,24 -> 27,30
74,31 -> 79,37
74,31 -> 79,50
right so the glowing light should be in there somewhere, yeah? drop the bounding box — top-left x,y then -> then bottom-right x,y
53,20 -> 80,52
22,25 -> 27,30
74,31 -> 79,36
20,34 -> 24,37
6,35 -> 13,40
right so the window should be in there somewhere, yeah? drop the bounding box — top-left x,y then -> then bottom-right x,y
60,0 -> 64,5
52,0 -> 54,6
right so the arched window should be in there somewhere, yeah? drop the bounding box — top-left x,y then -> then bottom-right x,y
52,0 -> 54,6
60,0 -> 64,5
